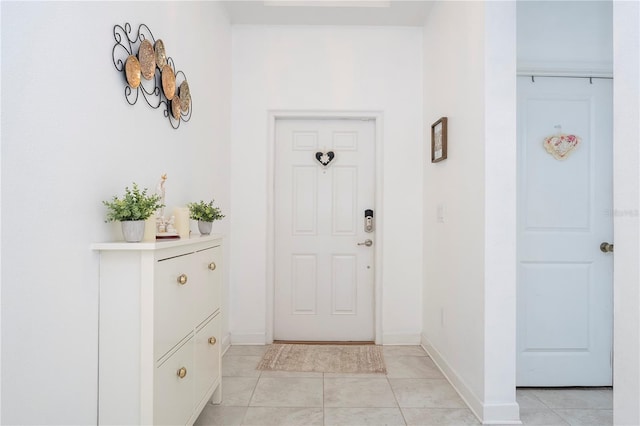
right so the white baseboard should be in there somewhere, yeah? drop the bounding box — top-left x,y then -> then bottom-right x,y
420,333 -> 521,425
229,332 -> 266,345
482,403 -> 522,425
420,334 -> 484,421
382,332 -> 422,345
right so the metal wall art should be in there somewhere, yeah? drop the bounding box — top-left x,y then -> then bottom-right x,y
112,23 -> 192,129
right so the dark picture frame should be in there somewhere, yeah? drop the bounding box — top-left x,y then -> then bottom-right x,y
431,117 -> 448,163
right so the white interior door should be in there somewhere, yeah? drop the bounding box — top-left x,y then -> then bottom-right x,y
274,118 -> 375,341
517,76 -> 613,386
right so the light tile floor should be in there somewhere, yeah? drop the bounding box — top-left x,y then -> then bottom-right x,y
195,345 -> 613,426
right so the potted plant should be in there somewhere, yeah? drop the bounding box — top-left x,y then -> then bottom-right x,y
187,199 -> 225,235
103,183 -> 164,242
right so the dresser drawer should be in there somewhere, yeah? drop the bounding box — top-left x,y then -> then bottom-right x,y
194,313 -> 221,407
192,246 -> 222,322
154,252 -> 201,359
154,336 -> 194,426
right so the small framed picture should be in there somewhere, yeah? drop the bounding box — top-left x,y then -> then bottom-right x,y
431,117 -> 448,163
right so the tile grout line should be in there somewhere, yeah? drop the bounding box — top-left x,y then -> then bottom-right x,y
386,375 -> 408,426
549,406 -> 613,426
547,407 -> 574,426
322,372 -> 326,426
243,370 -> 261,414
238,406 -> 249,426
521,389 -> 613,426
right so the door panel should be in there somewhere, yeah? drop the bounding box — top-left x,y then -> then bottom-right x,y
292,167 -> 317,235
517,76 -> 613,386
521,263 -> 590,349
291,254 -> 317,314
332,167 -> 357,235
332,255 -> 357,314
275,118 -> 375,341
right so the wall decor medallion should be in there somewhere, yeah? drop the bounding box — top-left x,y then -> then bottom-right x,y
124,55 -> 141,89
543,133 -> 581,160
179,81 -> 191,112
161,65 -> 176,100
154,39 -> 167,69
138,39 -> 156,80
315,151 -> 335,167
112,23 -> 192,129
171,97 -> 181,120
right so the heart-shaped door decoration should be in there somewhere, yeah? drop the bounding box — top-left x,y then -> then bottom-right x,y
543,134 -> 581,160
315,151 -> 335,167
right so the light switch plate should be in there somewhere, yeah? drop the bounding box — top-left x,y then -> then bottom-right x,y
437,204 -> 445,223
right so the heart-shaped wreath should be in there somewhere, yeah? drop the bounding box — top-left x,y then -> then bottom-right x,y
544,134 -> 581,160
315,151 -> 335,167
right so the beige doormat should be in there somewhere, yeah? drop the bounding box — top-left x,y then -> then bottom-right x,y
256,343 -> 387,374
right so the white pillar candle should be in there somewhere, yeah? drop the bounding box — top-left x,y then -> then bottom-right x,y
173,207 -> 190,239
143,217 -> 157,242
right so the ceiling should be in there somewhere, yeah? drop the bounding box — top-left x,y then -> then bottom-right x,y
221,1 -> 434,26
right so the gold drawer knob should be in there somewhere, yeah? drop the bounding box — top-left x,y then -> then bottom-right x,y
177,274 -> 188,285
208,262 -> 216,271
177,367 -> 187,379
208,336 -> 217,345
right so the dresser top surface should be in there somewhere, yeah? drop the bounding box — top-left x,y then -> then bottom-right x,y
91,234 -> 223,251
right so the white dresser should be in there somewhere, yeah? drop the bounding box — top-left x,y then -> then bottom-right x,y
92,235 -> 223,425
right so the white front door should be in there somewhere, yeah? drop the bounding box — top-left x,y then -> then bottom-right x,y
517,76 -> 613,386
274,118 -> 375,341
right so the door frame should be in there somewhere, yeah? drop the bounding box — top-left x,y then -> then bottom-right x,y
266,110 -> 384,344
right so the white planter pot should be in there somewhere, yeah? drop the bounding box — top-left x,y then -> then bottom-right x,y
198,221 -> 213,235
121,220 -> 145,242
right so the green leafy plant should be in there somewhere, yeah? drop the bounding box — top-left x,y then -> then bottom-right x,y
187,199 -> 225,222
103,183 -> 164,222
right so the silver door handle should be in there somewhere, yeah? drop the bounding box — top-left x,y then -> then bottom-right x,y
600,242 -> 614,253
357,239 -> 373,247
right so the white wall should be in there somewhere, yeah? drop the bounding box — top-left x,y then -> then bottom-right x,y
422,0 -> 486,405
422,1 -> 518,423
483,3 -> 518,419
0,2 -> 231,423
612,2 -> 640,424
517,0 -> 613,74
230,26 -> 423,344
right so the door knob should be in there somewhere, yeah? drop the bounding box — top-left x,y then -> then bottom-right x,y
357,239 -> 373,247
600,242 -> 614,253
